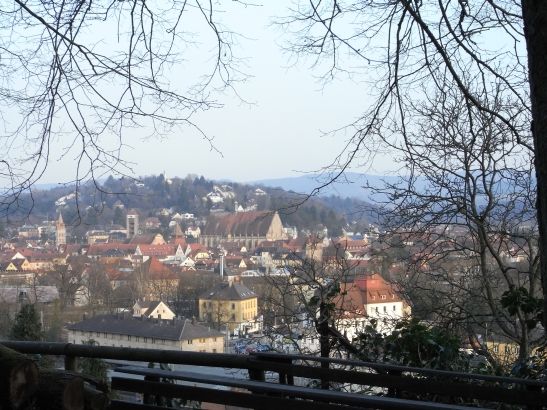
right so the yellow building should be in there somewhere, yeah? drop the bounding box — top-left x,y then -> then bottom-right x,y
199,280 -> 260,336
485,340 -> 540,366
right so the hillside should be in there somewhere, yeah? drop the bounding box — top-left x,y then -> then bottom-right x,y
7,174 -> 378,238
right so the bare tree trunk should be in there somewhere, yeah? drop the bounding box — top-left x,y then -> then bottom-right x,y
522,0 -> 547,331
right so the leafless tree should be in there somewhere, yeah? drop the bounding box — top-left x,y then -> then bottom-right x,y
0,1 -> 248,219
278,1 -> 547,329
48,264 -> 79,309
78,263 -> 111,307
357,84 -> 542,361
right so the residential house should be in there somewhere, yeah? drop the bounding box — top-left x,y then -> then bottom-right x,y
143,217 -> 162,231
133,300 -> 176,320
185,226 -> 201,238
333,274 -> 411,338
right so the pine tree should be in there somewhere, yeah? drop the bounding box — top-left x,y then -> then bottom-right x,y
9,304 -> 44,341
79,339 -> 108,384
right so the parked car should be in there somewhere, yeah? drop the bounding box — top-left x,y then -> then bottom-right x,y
245,346 -> 257,353
255,345 -> 272,352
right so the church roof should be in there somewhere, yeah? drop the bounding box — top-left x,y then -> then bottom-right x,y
202,211 -> 279,237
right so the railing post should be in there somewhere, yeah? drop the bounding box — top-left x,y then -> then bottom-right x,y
64,355 -> 77,372
143,375 -> 160,405
387,369 -> 402,398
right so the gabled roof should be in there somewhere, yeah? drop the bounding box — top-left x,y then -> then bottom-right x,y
87,244 -> 138,256
134,300 -> 163,316
199,281 -> 257,301
127,233 -> 165,245
68,315 -> 224,340
202,211 -> 280,237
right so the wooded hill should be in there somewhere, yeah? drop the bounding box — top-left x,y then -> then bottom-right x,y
4,174 -> 377,238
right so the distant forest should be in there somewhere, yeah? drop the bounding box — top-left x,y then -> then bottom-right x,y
5,174 -> 377,239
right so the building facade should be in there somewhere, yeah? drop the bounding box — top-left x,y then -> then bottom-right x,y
199,280 -> 260,336
126,209 -> 139,238
199,211 -> 287,249
68,313 -> 225,353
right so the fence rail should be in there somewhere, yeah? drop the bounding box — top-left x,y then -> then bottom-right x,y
1,341 -> 546,410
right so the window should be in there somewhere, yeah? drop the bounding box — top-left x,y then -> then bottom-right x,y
96,332 -> 100,337
371,296 -> 375,300
103,333 -> 107,338
188,340 -> 193,344
231,303 -> 235,310
127,335 -> 131,341
152,338 -> 156,344
136,336 -> 140,342
199,350 -> 206,353
231,314 -> 235,321
213,349 -> 217,353
383,306 -> 387,312
514,347 -> 520,354
199,338 -> 206,343
393,306 -> 396,311
505,346 -> 510,354
214,338 -> 217,342
202,302 -> 206,308
161,339 -> 165,344
144,337 -> 148,343
375,307 -> 378,313
494,345 -> 499,353
381,295 -> 386,300
208,302 -> 212,308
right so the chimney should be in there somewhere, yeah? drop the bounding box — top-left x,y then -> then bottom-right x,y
93,310 -> 97,318
172,317 -> 177,326
141,314 -> 146,321
158,314 -> 161,321
192,316 -> 197,326
83,313 -> 87,321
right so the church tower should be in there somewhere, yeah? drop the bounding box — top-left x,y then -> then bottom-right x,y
170,222 -> 187,245
56,213 -> 66,245
126,209 -> 139,238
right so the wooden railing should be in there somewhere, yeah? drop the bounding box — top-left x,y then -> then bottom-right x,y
1,341 -> 546,410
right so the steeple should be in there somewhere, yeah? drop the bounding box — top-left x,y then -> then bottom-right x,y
56,213 -> 66,245
170,222 -> 186,245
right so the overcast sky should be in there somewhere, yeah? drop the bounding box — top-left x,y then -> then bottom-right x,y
36,2 -> 392,186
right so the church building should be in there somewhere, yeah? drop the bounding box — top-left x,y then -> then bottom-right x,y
199,211 -> 287,249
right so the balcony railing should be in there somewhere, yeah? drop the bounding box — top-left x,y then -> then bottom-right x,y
1,341 -> 546,410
